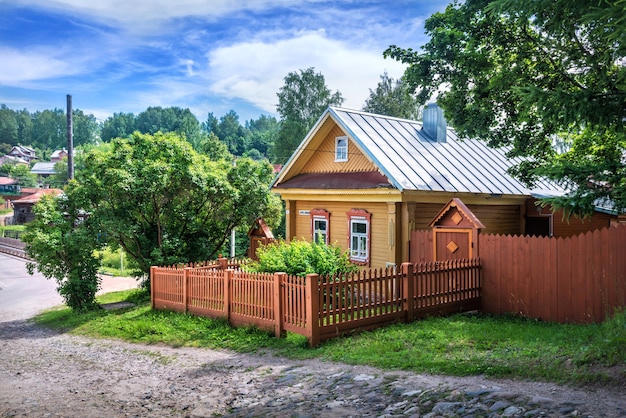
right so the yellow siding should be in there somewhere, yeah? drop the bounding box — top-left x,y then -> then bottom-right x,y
412,202 -> 522,235
468,204 -> 522,235
413,203 -> 444,229
300,125 -> 377,173
294,200 -> 391,269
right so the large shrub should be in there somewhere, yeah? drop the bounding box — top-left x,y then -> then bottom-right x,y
247,239 -> 358,277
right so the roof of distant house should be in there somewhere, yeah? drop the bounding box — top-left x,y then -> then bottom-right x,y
30,161 -> 57,175
12,188 -> 63,204
50,149 -> 68,159
0,176 -> 19,185
0,155 -> 29,165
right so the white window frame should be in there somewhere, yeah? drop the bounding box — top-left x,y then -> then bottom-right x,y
347,209 -> 371,264
311,209 -> 330,244
335,136 -> 348,162
350,218 -> 368,261
313,217 -> 328,244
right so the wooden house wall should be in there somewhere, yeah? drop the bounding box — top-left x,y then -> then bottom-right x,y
412,202 -> 522,235
467,204 -> 522,235
413,203 -> 443,229
526,199 -> 614,237
300,126 -> 376,174
294,200 -> 391,268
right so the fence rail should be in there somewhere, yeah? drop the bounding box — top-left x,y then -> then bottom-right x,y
151,258 -> 482,346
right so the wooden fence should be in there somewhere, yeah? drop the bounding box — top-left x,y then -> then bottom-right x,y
480,224 -> 626,324
151,258 -> 481,346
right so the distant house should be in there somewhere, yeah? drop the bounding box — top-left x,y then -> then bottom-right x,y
11,188 -> 64,224
0,176 -> 21,195
50,148 -> 68,162
30,161 -> 57,178
0,155 -> 29,166
271,106 -> 617,268
8,145 -> 37,162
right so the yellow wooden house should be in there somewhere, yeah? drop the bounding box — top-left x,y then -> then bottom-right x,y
271,105 -> 616,268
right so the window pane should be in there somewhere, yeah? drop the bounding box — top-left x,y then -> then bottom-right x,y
352,222 -> 367,234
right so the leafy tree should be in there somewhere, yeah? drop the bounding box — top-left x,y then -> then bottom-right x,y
15,109 -> 34,146
72,110 -> 99,146
31,109 -> 66,150
246,114 -> 279,157
273,68 -> 344,164
7,164 -> 37,187
101,112 -> 136,142
0,105 -> 18,145
73,132 -> 281,282
24,194 -> 104,311
198,131 -> 232,161
384,0 -> 626,216
216,110 -> 248,155
362,72 -> 421,119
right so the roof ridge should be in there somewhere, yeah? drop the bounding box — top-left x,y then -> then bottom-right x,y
329,106 -> 423,125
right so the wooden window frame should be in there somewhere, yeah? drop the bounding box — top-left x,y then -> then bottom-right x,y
311,209 -> 330,244
335,136 -> 348,162
347,208 -> 371,265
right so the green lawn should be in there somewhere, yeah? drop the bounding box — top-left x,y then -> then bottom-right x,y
35,289 -> 626,386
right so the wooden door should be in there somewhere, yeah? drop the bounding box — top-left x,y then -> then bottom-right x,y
433,228 -> 472,261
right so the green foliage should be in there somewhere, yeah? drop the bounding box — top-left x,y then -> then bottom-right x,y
272,68 -> 344,164
23,194 -> 104,311
6,163 -> 37,187
71,132 -> 281,284
248,239 -> 357,277
385,0 -> 626,216
100,112 -> 136,142
362,71 -> 421,120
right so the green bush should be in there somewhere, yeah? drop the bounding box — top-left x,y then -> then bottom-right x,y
247,239 -> 358,277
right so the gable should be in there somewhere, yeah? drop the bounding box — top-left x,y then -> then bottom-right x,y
300,124 -> 377,174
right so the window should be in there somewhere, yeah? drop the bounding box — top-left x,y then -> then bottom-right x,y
335,136 -> 348,162
347,209 -> 371,264
311,209 -> 330,244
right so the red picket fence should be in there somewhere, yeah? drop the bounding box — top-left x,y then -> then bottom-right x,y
151,258 -> 481,346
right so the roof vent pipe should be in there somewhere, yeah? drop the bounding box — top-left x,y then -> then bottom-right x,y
422,103 -> 447,142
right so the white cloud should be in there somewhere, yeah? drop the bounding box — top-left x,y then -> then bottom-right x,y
0,47 -> 81,85
9,0 -> 311,33
206,30 -> 406,114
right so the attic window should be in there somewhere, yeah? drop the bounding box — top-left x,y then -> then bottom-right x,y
335,136 -> 348,162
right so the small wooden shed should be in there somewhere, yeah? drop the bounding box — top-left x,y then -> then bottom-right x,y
247,218 -> 275,260
429,198 -> 484,261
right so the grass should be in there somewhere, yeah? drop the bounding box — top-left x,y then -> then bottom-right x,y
35,290 -> 626,386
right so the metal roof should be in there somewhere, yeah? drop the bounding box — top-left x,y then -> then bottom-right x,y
321,107 -> 564,196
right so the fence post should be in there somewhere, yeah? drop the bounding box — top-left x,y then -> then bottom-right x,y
150,266 -> 156,309
274,273 -> 285,338
402,262 -> 414,322
218,257 -> 228,270
224,269 -> 233,321
305,273 -> 320,347
183,267 -> 190,313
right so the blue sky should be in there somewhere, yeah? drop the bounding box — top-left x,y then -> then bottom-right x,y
0,0 -> 449,123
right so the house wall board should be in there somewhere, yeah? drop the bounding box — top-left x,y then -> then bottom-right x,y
468,204 -> 522,235
526,198 -> 614,237
300,125 -> 376,174
294,200 -> 392,269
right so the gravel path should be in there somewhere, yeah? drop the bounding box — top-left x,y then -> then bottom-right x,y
0,272 -> 624,416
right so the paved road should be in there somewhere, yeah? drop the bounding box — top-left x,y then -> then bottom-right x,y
0,252 -> 139,321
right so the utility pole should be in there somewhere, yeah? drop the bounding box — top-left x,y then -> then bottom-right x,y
66,94 -> 74,180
